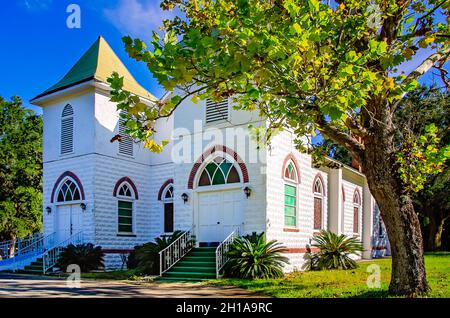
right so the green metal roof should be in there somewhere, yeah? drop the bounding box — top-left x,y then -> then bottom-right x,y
31,36 -> 156,102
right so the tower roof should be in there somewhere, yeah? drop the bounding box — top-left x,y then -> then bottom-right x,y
31,36 -> 156,102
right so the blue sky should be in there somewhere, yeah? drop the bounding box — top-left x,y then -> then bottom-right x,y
0,0 -> 446,115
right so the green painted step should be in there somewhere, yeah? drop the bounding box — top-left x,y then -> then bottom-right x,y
182,256 -> 215,262
176,260 -> 215,267
158,247 -> 218,283
157,277 -> 209,283
164,271 -> 216,279
171,266 -> 216,273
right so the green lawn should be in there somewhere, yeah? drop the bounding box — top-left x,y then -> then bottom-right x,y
78,269 -> 138,280
207,252 -> 450,298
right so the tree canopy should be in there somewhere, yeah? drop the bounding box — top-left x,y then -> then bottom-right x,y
108,0 -> 449,295
0,96 -> 43,242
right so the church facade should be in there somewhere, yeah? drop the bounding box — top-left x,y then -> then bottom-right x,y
31,36 -> 389,270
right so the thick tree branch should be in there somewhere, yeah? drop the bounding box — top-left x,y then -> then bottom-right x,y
315,114 -> 365,162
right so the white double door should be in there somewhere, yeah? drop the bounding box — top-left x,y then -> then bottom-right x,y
56,204 -> 82,243
198,190 -> 244,243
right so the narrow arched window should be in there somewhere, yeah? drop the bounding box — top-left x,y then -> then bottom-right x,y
198,157 -> 241,187
117,182 -> 136,234
353,190 -> 361,234
162,185 -> 174,233
118,111 -> 133,157
284,161 -> 298,227
313,176 -> 325,230
56,178 -> 81,202
61,104 -> 74,154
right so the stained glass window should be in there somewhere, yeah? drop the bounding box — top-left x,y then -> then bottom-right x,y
198,157 -> 241,186
314,178 -> 323,194
56,179 -> 81,202
284,162 -> 297,182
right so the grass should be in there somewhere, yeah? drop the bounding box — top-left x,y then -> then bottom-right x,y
207,252 -> 450,298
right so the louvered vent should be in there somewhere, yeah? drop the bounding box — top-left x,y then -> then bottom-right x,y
61,104 -> 74,154
206,98 -> 229,123
118,114 -> 134,157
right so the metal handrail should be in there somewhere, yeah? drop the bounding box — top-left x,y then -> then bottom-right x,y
215,228 -> 240,278
0,233 -> 43,260
0,233 -> 55,272
159,227 -> 195,276
43,231 -> 84,273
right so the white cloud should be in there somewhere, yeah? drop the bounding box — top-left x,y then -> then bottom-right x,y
104,0 -> 176,41
19,0 -> 53,11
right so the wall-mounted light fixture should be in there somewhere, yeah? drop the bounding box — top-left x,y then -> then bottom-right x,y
45,206 -> 52,214
80,203 -> 87,211
181,193 -> 189,204
243,186 -> 252,199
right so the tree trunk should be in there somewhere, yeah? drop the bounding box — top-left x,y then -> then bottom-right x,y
8,235 -> 16,258
430,216 -> 450,251
361,116 -> 430,296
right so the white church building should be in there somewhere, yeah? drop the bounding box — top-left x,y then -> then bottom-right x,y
28,36 -> 389,271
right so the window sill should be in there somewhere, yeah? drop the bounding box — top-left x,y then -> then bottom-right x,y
283,228 -> 300,233
117,233 -> 136,237
117,153 -> 135,159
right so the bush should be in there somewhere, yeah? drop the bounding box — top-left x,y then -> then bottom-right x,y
130,230 -> 184,275
57,243 -> 104,272
307,230 -> 364,270
242,232 -> 264,244
224,234 -> 289,279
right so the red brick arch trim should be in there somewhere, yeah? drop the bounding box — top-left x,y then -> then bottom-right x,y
158,179 -> 174,201
187,145 -> 249,189
313,173 -> 326,196
113,177 -> 139,200
281,153 -> 301,183
51,171 -> 85,203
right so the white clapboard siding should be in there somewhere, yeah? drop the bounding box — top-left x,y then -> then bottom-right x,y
118,115 -> 133,156
61,104 -> 74,154
206,98 -> 229,123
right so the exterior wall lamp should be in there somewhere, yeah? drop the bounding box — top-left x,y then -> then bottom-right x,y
243,186 -> 252,198
45,206 -> 52,214
181,193 -> 189,204
80,203 -> 87,211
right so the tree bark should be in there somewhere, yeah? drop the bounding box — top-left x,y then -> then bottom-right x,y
361,114 -> 430,295
8,235 -> 16,258
429,216 -> 450,250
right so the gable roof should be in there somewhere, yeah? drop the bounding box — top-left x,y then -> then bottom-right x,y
31,36 -> 156,102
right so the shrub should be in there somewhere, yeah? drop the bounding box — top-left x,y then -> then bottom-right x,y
242,232 -> 264,244
131,230 -> 184,275
307,230 -> 364,270
57,243 -> 104,272
224,234 -> 289,279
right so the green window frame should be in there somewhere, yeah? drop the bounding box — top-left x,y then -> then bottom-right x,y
118,200 -> 133,233
284,184 -> 297,226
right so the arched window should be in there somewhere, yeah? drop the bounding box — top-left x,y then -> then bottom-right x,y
284,161 -> 298,227
56,178 -> 81,202
198,157 -> 241,186
162,184 -> 174,233
116,182 -> 136,234
313,175 -> 325,230
61,104 -> 74,154
353,190 -> 361,234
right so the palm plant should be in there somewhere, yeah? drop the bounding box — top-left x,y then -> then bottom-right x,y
224,234 -> 289,279
57,243 -> 104,272
309,230 -> 364,270
129,230 -> 184,274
